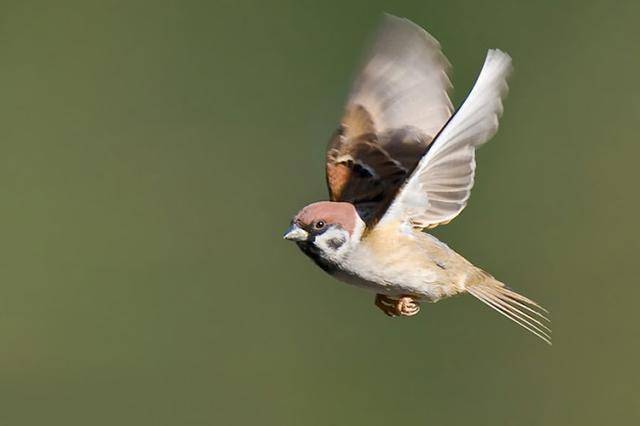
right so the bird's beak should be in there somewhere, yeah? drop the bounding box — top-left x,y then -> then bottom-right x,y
283,224 -> 309,241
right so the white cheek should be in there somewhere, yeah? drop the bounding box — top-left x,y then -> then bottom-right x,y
315,228 -> 351,260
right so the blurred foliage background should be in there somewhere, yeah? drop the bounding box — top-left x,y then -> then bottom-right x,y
1,0 -> 639,425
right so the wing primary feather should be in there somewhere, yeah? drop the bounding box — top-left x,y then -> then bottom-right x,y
378,49 -> 513,229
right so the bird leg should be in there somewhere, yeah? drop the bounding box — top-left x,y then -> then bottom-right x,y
375,294 -> 398,317
375,294 -> 420,317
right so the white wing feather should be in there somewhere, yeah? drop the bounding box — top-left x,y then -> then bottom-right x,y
379,49 -> 513,229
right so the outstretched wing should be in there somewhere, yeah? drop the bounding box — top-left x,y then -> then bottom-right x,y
378,49 -> 513,229
326,14 -> 453,219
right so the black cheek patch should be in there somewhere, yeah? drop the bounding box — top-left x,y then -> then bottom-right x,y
327,237 -> 346,250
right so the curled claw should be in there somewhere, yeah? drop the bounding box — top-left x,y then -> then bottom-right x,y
396,296 -> 420,316
375,294 -> 420,317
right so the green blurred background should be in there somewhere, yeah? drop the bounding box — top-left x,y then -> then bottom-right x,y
1,0 -> 639,425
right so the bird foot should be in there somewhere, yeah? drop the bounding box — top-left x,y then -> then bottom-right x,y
375,294 -> 420,317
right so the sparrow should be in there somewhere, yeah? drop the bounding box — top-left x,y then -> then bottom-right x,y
283,14 -> 550,344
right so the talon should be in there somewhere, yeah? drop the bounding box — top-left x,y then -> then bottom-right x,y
375,294 -> 420,317
396,296 -> 420,316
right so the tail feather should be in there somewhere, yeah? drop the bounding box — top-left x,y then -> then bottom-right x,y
481,285 -> 550,327
467,279 -> 551,345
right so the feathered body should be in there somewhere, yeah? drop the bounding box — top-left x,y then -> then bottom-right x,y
336,222 -> 473,301
284,15 -> 551,344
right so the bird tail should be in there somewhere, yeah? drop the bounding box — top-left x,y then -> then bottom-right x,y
466,274 -> 551,345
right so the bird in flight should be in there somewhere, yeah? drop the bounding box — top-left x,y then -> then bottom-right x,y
283,14 -> 550,344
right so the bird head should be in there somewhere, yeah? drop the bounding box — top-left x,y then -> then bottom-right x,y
283,201 -> 365,265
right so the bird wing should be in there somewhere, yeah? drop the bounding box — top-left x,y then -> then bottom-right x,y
377,49 -> 512,230
326,14 -> 453,220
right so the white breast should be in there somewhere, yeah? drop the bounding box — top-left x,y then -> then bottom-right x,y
334,235 -> 453,301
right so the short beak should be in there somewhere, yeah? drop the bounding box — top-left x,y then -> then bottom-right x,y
283,224 -> 309,241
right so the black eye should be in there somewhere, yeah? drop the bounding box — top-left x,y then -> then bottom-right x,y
315,220 -> 326,230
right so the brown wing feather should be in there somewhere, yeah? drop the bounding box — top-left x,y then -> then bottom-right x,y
326,106 -> 440,223
326,105 -> 407,203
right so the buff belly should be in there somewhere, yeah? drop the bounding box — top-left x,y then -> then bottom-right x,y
331,268 -> 453,302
